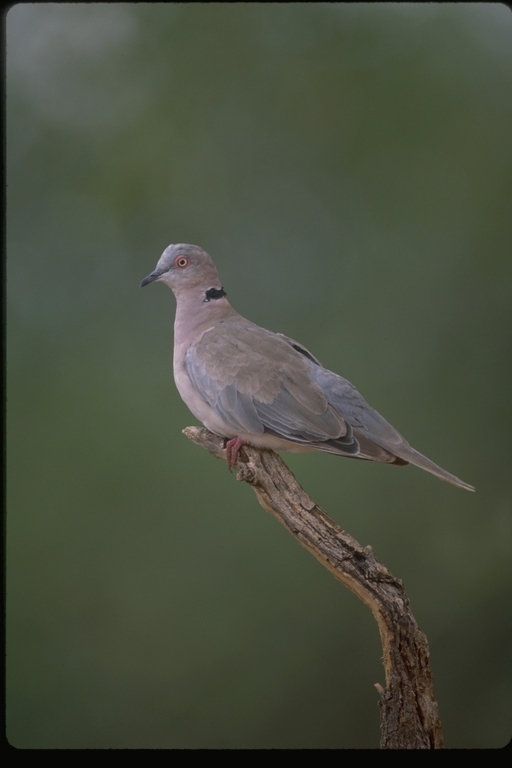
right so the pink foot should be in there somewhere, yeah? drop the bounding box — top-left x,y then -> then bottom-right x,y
225,437 -> 247,469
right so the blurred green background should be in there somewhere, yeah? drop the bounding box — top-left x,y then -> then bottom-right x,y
6,3 -> 512,749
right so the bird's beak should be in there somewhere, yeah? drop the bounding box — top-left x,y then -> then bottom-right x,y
140,269 -> 165,288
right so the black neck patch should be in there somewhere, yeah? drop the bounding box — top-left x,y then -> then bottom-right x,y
204,287 -> 227,302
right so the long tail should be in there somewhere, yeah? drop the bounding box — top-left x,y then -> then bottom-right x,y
312,431 -> 475,491
374,443 -> 473,491
391,444 -> 474,491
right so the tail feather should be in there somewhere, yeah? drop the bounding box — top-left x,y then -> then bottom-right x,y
390,444 -> 475,491
312,429 -> 474,491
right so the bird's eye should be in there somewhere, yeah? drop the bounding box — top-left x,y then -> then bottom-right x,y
175,256 -> 190,269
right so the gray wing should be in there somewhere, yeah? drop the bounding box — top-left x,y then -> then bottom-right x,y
308,365 -> 410,450
276,335 -> 474,488
277,331 -> 440,456
307,363 -> 474,489
185,320 -> 358,453
273,333 -> 403,462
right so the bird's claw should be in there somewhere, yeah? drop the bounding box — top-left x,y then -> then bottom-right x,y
225,437 -> 246,470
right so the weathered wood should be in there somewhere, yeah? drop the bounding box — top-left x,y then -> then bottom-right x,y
183,426 -> 444,749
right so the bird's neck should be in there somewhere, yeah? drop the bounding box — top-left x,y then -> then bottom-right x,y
173,287 -> 237,350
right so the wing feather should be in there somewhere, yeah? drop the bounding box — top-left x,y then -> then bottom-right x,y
185,321 -> 354,447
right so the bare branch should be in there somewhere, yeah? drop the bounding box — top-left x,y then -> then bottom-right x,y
183,426 -> 444,749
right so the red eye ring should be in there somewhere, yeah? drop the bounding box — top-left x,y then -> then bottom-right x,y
175,256 -> 190,269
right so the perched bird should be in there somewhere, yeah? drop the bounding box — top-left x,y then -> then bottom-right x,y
141,244 -> 474,491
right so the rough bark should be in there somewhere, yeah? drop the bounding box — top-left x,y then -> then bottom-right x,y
183,426 -> 444,749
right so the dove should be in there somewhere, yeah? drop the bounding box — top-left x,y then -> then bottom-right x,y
141,243 -> 474,491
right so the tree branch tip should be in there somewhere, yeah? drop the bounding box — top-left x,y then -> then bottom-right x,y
182,426 -> 228,461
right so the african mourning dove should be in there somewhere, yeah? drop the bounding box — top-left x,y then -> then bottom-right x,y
141,244 -> 474,491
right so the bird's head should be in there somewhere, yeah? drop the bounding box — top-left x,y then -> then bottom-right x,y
140,243 -> 226,302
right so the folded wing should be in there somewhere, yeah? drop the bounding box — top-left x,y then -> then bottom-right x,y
185,320 -> 358,454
